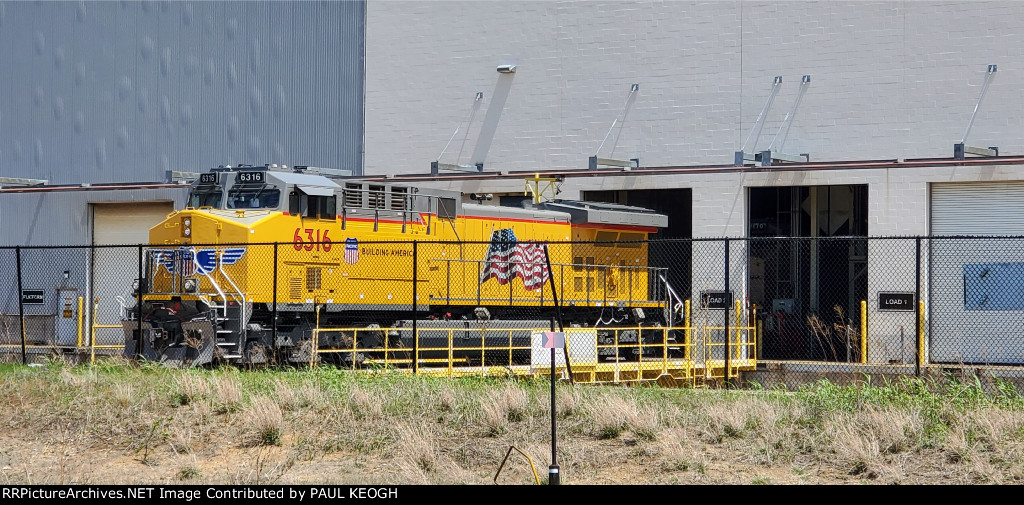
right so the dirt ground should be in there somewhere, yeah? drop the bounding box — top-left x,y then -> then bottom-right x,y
0,417 -> 1007,486
1,364 -> 1022,486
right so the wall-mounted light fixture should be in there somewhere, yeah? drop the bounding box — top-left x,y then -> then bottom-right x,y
496,64 -> 516,74
476,92 -> 484,100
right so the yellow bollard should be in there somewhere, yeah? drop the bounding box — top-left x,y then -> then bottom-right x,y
756,319 -> 763,360
918,301 -> 925,365
76,297 -> 84,348
860,300 -> 867,364
91,297 -> 98,365
684,299 -> 691,360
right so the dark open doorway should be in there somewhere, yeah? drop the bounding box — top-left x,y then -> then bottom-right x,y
748,185 -> 868,361
584,188 -> 693,303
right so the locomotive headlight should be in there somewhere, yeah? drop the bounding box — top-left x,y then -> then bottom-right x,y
183,278 -> 198,293
181,217 -> 192,238
184,228 -> 191,236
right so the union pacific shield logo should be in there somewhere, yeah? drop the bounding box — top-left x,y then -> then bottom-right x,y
344,238 -> 359,264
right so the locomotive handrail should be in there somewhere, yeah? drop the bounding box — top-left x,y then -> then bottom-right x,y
431,256 -> 668,272
430,297 -> 665,306
215,255 -> 248,328
190,246 -> 247,331
337,184 -> 445,215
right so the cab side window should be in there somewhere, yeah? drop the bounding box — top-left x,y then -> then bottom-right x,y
307,195 -> 337,220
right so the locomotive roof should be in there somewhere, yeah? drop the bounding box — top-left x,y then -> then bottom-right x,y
536,200 -> 668,228
266,171 -> 341,188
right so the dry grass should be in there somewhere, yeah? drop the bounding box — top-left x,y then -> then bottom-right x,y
587,394 -> 659,440
167,372 -> 206,409
242,395 -> 284,447
349,384 -> 384,420
480,385 -> 530,436
211,375 -> 242,413
1,362 -> 1023,485
392,422 -> 438,482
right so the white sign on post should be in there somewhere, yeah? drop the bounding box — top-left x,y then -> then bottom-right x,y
531,329 -> 597,369
542,331 -> 565,349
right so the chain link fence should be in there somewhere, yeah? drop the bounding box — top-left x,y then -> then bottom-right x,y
2,237 -> 1023,387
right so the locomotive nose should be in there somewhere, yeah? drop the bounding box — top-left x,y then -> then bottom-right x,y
152,209 -> 249,245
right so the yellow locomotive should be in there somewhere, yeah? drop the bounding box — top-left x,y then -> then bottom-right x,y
123,165 -> 669,367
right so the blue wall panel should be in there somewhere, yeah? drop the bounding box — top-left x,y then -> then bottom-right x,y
0,1 -> 365,184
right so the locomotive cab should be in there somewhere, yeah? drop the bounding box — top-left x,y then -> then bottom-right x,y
186,167 -> 285,212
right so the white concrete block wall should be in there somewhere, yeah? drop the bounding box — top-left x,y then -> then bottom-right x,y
366,1 -> 1024,176
418,162 -> 1024,364
373,0 -> 1024,364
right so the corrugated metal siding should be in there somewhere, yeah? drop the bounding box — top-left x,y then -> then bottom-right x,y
0,188 -> 188,246
0,1 -> 365,184
931,182 -> 1024,236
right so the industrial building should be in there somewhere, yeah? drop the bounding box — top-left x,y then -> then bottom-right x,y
2,1 -> 1024,366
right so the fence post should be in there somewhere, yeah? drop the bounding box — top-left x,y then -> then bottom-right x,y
723,238 -> 730,387
16,246 -> 26,365
413,240 -> 419,375
137,245 -> 144,359
915,237 -> 921,378
272,242 -> 279,357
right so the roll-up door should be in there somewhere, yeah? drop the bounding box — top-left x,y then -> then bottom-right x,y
930,182 -> 1024,364
91,203 -> 174,343
932,182 -> 1024,235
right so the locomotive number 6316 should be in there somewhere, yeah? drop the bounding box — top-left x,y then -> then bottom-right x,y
293,228 -> 332,252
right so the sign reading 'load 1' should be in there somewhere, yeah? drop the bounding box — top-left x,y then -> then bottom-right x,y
878,292 -> 915,311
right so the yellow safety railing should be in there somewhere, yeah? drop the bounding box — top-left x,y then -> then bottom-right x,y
90,298 -> 126,364
699,300 -> 757,382
311,325 -> 535,377
303,298 -> 759,384
307,329 -> 750,384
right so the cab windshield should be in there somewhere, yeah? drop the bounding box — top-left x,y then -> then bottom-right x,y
227,184 -> 281,209
188,190 -> 222,208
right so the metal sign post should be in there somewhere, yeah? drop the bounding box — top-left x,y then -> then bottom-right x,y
541,243 -> 571,485
543,330 -> 565,485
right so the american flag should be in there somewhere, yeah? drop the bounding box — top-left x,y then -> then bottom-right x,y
479,228 -> 550,291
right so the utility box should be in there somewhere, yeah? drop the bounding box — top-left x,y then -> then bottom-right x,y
772,298 -> 795,314
749,257 -> 765,308
55,288 -> 79,346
